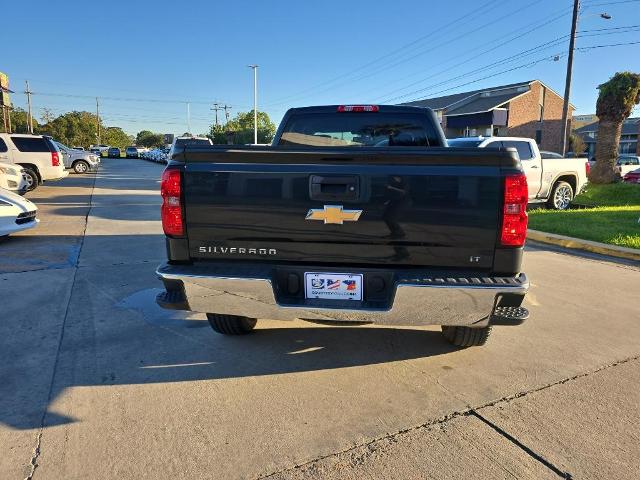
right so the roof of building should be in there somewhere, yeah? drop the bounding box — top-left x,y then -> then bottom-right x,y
402,80 -> 531,111
446,92 -> 516,116
401,79 -> 573,115
575,117 -> 640,135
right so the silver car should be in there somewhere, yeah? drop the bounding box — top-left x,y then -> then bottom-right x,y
55,142 -> 101,174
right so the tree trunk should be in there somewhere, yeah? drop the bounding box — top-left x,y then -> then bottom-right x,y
589,119 -> 622,184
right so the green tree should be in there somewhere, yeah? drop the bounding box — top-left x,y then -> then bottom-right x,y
136,130 -> 164,148
39,111 -> 100,147
208,124 -> 228,144
569,134 -> 586,155
209,110 -> 276,145
589,71 -> 640,184
103,126 -> 131,149
3,107 -> 38,134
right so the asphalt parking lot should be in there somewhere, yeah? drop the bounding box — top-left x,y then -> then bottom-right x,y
1,158 -> 639,479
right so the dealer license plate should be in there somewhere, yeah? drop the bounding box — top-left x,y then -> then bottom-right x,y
304,272 -> 363,301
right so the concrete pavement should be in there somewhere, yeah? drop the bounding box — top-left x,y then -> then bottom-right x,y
1,158 -> 639,479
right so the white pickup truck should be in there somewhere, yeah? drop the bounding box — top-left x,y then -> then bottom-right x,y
448,136 -> 589,210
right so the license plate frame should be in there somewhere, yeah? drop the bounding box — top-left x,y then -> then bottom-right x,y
304,272 -> 363,301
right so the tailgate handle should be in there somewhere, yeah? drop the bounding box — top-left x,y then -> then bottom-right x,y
310,175 -> 360,201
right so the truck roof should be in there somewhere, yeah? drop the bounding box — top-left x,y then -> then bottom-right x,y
284,104 -> 435,115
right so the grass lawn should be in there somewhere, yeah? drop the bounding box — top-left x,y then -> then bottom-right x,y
528,184 -> 640,249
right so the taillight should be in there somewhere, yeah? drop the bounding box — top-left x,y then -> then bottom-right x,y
51,152 -> 60,166
585,161 -> 590,177
337,105 -> 379,112
501,174 -> 528,247
161,169 -> 183,236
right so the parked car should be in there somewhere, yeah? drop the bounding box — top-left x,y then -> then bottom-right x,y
90,144 -> 110,155
0,134 -> 69,191
156,105 -> 530,348
623,167 -> 640,184
0,162 -> 29,195
617,155 -> 640,176
448,136 -> 589,210
588,155 -> 640,177
125,146 -> 139,158
55,141 -> 100,173
107,147 -> 121,158
0,187 -> 38,238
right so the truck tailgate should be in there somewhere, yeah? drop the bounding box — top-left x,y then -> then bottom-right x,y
181,148 -> 513,269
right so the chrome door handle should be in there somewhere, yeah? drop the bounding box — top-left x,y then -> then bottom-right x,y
530,165 -> 539,169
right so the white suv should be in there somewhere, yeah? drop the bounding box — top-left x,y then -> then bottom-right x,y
0,134 -> 69,191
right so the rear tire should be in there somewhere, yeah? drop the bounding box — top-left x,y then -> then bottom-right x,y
206,314 -> 257,335
22,167 -> 39,192
441,325 -> 492,347
547,181 -> 573,210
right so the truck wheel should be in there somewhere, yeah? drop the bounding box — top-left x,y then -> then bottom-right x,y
548,181 -> 573,210
206,313 -> 257,335
441,326 -> 491,347
22,167 -> 39,191
73,160 -> 89,174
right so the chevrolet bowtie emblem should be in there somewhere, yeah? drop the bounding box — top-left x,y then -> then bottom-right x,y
306,205 -> 362,225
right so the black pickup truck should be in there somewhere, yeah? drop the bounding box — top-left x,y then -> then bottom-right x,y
156,105 -> 530,347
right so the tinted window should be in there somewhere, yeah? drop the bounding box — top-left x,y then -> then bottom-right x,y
0,138 -> 7,153
279,113 -> 441,147
502,140 -> 533,160
11,136 -> 51,152
447,139 -> 483,147
175,138 -> 212,148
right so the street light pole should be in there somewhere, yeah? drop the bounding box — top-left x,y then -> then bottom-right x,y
560,0 -> 580,156
248,65 -> 258,144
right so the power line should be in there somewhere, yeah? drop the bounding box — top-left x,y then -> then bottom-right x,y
400,53 -> 566,104
263,0 -> 509,106
266,0 -> 548,108
371,6 -> 573,102
581,0 -> 640,6
576,39 -> 640,49
377,26 -> 639,104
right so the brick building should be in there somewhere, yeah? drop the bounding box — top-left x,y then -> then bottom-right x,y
402,80 -> 573,152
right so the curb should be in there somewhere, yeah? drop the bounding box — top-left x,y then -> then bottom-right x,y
527,229 -> 640,262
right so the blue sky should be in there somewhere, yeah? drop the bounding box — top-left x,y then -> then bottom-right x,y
3,0 -> 639,136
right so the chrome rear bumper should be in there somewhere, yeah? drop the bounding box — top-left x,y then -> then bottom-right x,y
156,263 -> 529,327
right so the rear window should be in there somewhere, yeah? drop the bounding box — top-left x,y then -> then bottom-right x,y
175,138 -> 212,148
278,112 -> 441,147
502,140 -> 534,160
11,136 -> 51,152
447,139 -> 483,147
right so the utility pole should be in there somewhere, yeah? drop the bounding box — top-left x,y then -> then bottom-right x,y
186,102 -> 192,134
222,104 -> 232,124
25,80 -> 33,134
248,65 -> 258,144
96,97 -> 101,146
211,103 -> 223,127
560,0 -> 580,156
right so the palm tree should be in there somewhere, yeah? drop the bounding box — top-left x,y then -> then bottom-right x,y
589,72 -> 640,184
